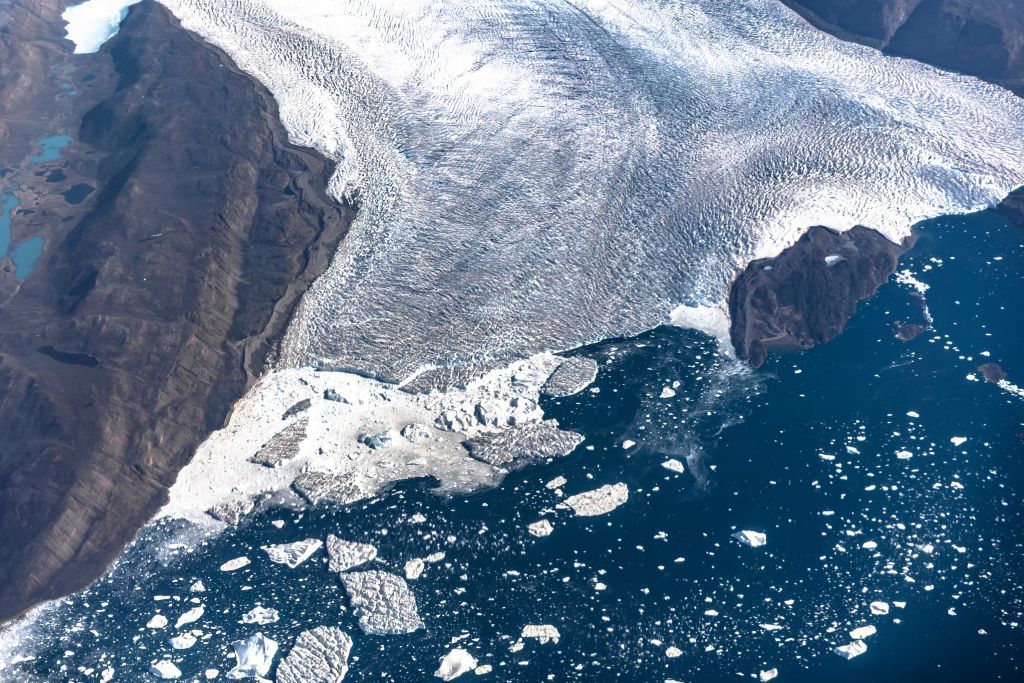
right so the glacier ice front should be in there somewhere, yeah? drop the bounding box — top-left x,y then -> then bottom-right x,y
157,0 -> 1024,382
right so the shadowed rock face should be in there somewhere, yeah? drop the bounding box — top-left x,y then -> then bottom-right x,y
729,226 -> 912,367
0,0 -> 353,623
783,0 -> 1024,94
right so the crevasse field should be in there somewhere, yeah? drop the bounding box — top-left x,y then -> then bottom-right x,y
161,0 -> 1024,381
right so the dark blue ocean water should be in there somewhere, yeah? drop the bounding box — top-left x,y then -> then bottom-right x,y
3,207 -> 1022,682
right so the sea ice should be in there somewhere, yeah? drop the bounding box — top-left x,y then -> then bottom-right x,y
276,626 -> 352,683
220,557 -> 250,572
340,571 -> 424,635
326,535 -> 378,573
169,633 -> 197,650
226,632 -> 278,679
869,601 -> 890,616
560,483 -> 629,516
262,539 -> 323,568
849,625 -> 877,640
661,459 -> 685,473
146,614 -> 168,629
174,606 -> 204,628
541,357 -> 599,397
405,558 -> 426,580
834,640 -> 868,659
149,660 -> 181,679
435,648 -> 477,680
732,530 -> 767,548
528,520 -> 554,537
521,624 -> 560,644
240,607 -> 280,625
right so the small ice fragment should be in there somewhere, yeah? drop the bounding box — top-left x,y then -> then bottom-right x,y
834,640 -> 868,659
850,625 -> 877,640
475,664 -> 493,675
896,450 -> 913,459
190,580 -> 206,593
100,668 -> 114,683
824,254 -> 843,265
226,632 -> 278,679
622,440 -> 636,449
149,660 -> 181,679
204,670 -> 219,680
951,436 -> 967,446
146,614 -> 168,629
869,601 -> 890,616
731,530 -> 767,548
659,387 -> 676,399
220,556 -> 250,572
175,605 -> 204,628
665,646 -> 683,658
527,519 -> 554,537
405,558 -> 426,580
759,668 -> 779,682
704,609 -> 719,617
435,648 -> 477,680
521,624 -> 560,644
907,411 -> 920,418
759,624 -> 783,631
861,541 -> 878,550
661,459 -> 685,473
893,601 -> 907,609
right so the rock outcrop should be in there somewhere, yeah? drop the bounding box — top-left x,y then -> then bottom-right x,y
0,0 -> 354,623
782,0 -> 1024,95
729,226 -> 911,367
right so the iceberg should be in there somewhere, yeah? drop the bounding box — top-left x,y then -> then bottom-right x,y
326,535 -> 378,573
226,633 -> 278,679
175,605 -> 204,629
559,483 -> 629,517
340,571 -> 424,635
834,640 -> 868,660
261,539 -> 323,568
732,530 -> 767,548
435,648 -> 477,680
277,626 -> 352,683
149,660 -> 181,679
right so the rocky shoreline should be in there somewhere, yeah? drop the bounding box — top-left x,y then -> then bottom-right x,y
0,0 -> 355,623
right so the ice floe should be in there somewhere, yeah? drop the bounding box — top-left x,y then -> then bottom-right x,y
174,606 -> 204,629
261,539 -> 323,568
521,624 -> 560,644
149,659 -> 181,679
732,530 -> 767,548
219,557 -> 250,572
226,632 -> 278,679
326,535 -> 378,573
559,483 -> 629,517
276,626 -> 352,683
240,607 -> 279,625
833,640 -> 868,659
435,648 -> 477,680
527,519 -> 554,537
339,571 -> 424,635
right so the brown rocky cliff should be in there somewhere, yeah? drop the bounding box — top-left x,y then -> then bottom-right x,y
0,1 -> 354,623
782,0 -> 1024,94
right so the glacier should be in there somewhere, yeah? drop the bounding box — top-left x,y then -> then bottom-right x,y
155,0 -> 1024,382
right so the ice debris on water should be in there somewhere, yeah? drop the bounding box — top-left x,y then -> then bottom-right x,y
559,483 -> 629,516
435,648 -> 477,680
732,530 -> 767,548
226,632 -> 278,679
276,626 -> 352,683
340,570 -> 424,635
326,535 -> 378,573
240,606 -> 279,625
261,538 -> 323,568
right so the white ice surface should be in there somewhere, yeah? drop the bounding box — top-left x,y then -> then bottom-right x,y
62,0 -> 141,53
155,0 -> 1024,379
